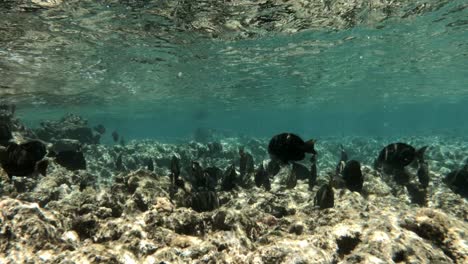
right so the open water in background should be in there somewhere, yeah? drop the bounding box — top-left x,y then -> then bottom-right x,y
1,0 -> 467,142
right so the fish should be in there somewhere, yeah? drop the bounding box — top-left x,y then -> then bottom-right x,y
285,166 -> 297,189
221,164 -> 237,191
417,161 -> 429,188
55,150 -> 87,171
268,133 -> 316,163
205,166 -> 223,185
191,161 -> 211,190
254,163 -> 271,191
169,155 -> 184,199
444,165 -> 468,198
374,143 -> 428,171
190,191 -> 219,212
239,146 -> 255,176
406,183 -> 428,206
0,123 -> 13,147
292,162 -> 310,180
266,159 -> 281,177
342,160 -> 364,193
93,124 -> 106,135
170,155 -> 181,180
0,140 -> 48,178
112,131 -> 119,143
147,158 -> 154,171
115,153 -> 124,171
309,153 -> 317,189
314,181 -> 334,210
335,145 -> 348,175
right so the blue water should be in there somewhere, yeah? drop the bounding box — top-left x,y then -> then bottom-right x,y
1,0 -> 468,141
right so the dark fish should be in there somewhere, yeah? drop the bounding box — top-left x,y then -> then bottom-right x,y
239,146 -> 254,176
335,145 -> 348,175
112,131 -> 119,143
170,156 -> 181,180
191,161 -> 210,190
268,133 -> 316,163
444,165 -> 468,198
93,124 -> 106,135
417,161 -> 429,188
0,123 -> 12,147
266,159 -> 281,177
221,164 -> 237,191
292,162 -> 310,180
285,166 -> 297,189
147,158 -> 154,171
314,183 -> 334,209
190,191 -> 219,212
0,140 -> 48,178
342,160 -> 364,193
205,166 -> 223,185
255,164 -> 271,191
170,156 -> 184,192
339,145 -> 348,163
375,143 -> 428,170
115,153 -> 124,171
56,150 -> 87,171
406,183 -> 427,206
309,153 -> 317,189
207,142 -> 223,153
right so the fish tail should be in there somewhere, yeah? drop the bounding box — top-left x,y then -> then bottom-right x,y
303,139 -> 316,154
36,159 -> 49,176
416,146 -> 428,162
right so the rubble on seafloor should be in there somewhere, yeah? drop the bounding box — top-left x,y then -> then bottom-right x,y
0,112 -> 467,263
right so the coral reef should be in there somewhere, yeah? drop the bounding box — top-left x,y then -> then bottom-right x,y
1,132 -> 467,263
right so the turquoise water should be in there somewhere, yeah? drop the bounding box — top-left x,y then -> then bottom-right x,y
1,0 -> 468,140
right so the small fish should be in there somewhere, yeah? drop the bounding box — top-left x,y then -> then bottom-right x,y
190,191 -> 219,212
266,159 -> 281,177
191,161 -> 210,190
375,143 -> 428,171
115,153 -> 124,171
0,124 -> 12,147
417,161 -> 429,188
309,153 -> 317,189
285,166 -> 297,189
169,155 -> 184,198
314,182 -> 334,210
268,133 -> 316,163
112,131 -> 119,143
239,146 -> 255,176
292,162 -> 310,180
207,142 -> 223,153
255,163 -> 271,191
342,160 -> 364,193
406,183 -> 428,206
147,158 -> 154,171
221,164 -> 237,191
170,156 -> 180,180
55,150 -> 87,171
335,145 -> 348,175
0,140 -> 48,178
444,165 -> 468,198
205,166 -> 223,185
93,124 -> 106,135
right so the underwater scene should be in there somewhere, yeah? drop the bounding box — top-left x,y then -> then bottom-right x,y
0,0 -> 467,263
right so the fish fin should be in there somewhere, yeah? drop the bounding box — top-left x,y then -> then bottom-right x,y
416,146 -> 428,161
36,159 -> 49,176
303,139 -> 316,154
